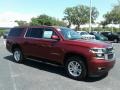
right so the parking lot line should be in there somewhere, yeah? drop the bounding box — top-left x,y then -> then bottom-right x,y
8,62 -> 17,90
4,39 -> 6,46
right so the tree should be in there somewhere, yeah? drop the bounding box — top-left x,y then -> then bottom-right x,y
30,14 -> 53,26
103,0 -> 120,27
63,5 -> 99,30
15,20 -> 29,26
72,5 -> 90,30
30,14 -> 67,26
100,21 -> 108,28
63,7 -> 74,27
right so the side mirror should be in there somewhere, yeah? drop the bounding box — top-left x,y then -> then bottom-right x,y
51,35 -> 60,40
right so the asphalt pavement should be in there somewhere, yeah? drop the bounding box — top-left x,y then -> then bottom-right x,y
0,39 -> 120,90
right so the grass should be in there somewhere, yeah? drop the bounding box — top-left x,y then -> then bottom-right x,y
0,29 -> 6,36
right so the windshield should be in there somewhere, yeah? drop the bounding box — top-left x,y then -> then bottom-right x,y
80,32 -> 89,35
95,33 -> 108,40
59,27 -> 81,40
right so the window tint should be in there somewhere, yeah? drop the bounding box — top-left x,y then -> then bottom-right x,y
43,31 -> 53,38
43,28 -> 56,39
60,27 -> 80,40
80,32 -> 89,35
8,28 -> 23,37
26,28 -> 44,38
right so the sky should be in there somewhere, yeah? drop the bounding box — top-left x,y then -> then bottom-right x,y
0,0 -> 118,27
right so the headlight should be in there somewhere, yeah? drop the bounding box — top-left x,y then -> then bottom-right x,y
90,48 -> 107,59
90,47 -> 114,60
90,48 -> 107,53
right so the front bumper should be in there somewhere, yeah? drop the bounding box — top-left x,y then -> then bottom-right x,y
88,58 -> 115,76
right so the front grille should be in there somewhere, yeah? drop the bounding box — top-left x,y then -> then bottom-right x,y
106,47 -> 113,53
105,47 -> 115,60
108,54 -> 114,59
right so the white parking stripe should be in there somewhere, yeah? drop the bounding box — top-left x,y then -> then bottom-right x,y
8,62 -> 17,90
0,39 -> 5,46
4,40 -> 6,46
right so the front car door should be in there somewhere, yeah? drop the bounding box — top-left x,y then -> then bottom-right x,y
40,27 -> 64,63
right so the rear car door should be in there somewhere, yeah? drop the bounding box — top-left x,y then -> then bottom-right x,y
23,27 -> 45,58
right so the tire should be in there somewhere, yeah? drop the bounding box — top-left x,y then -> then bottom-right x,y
65,56 -> 87,80
13,48 -> 24,63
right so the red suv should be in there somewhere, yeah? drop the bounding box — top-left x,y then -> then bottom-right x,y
6,26 -> 115,80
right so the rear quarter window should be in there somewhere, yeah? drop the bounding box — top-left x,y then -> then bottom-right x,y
25,28 -> 44,38
8,28 -> 24,37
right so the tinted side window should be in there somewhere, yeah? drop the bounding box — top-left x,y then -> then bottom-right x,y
26,28 -> 44,38
8,28 -> 23,37
43,28 -> 56,39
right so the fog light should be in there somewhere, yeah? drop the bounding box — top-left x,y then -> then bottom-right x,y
97,54 -> 102,57
98,67 -> 102,70
98,67 -> 105,70
96,53 -> 105,59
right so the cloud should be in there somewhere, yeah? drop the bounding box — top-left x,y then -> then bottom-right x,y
0,11 -> 36,22
0,11 -> 37,27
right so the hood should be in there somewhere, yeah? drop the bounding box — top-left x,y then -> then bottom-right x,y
81,35 -> 95,40
82,34 -> 95,37
66,39 -> 112,48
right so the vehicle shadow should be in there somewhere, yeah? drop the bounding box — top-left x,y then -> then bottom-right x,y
4,55 -> 107,82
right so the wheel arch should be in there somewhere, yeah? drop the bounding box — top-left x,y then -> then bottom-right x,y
63,52 -> 88,69
11,44 -> 22,53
